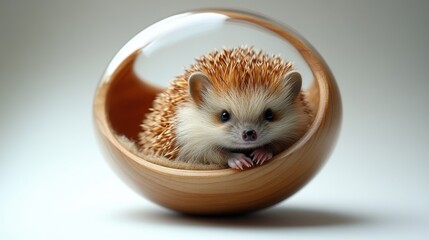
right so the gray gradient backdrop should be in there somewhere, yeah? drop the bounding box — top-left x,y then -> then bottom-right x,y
1,1 -> 428,239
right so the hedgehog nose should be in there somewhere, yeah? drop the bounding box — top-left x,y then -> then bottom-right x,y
242,129 -> 257,141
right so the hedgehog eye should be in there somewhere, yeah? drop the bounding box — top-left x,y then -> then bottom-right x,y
220,110 -> 230,122
264,108 -> 274,121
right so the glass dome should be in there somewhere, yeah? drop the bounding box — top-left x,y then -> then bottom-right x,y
107,10 -> 313,89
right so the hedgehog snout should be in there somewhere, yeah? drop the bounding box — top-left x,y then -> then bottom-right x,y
242,129 -> 257,141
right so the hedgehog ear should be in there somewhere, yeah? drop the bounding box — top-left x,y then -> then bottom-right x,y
283,71 -> 302,100
188,72 -> 213,106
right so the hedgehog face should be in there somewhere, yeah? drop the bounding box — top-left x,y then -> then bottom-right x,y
187,71 -> 302,150
204,89 -> 301,150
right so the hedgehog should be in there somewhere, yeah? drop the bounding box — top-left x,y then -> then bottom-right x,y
138,47 -> 312,170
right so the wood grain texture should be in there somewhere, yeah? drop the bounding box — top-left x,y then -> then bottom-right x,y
93,10 -> 342,215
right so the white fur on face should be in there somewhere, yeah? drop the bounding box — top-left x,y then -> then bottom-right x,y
175,101 -> 228,164
176,85 -> 306,159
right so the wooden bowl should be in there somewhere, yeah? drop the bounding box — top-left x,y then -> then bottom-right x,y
93,9 -> 342,215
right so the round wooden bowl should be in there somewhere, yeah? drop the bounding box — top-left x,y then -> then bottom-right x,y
93,9 -> 342,215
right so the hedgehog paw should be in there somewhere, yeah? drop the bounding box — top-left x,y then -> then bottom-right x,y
250,148 -> 273,165
227,153 -> 253,170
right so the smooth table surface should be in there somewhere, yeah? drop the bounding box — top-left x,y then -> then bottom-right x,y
1,1 -> 428,239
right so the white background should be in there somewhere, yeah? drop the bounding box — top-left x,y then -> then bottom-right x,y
1,1 -> 428,239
